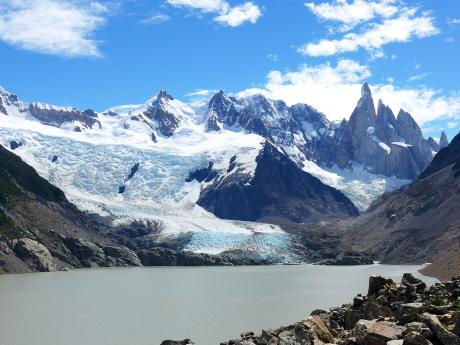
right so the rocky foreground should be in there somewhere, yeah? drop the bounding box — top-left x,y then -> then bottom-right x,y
162,273 -> 460,345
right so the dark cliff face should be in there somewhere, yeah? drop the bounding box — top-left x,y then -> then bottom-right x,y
419,131 -> 460,179
197,142 -> 359,224
0,145 -> 142,273
349,131 -> 460,264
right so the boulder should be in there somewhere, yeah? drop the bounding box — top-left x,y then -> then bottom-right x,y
402,273 -> 426,291
420,313 -> 460,345
345,309 -> 363,330
13,238 -> 56,272
360,321 -> 406,345
368,276 -> 393,296
304,315 -> 334,343
455,318 -> 460,337
403,332 -> 432,345
361,301 -> 393,320
160,340 -> 193,345
353,320 -> 376,343
405,322 -> 433,339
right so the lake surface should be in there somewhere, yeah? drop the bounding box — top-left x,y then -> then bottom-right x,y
0,264 -> 436,345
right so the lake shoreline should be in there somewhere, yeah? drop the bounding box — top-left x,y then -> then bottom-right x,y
169,273 -> 458,345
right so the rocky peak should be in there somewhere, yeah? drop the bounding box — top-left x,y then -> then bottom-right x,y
197,140 -> 359,223
361,82 -> 371,98
27,103 -> 101,130
157,90 -> 174,102
0,86 -> 20,109
427,137 -> 440,152
143,91 -> 180,137
375,100 -> 398,142
440,131 -> 449,149
396,109 -> 423,145
208,90 -> 232,113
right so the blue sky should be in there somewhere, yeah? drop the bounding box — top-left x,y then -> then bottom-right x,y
0,0 -> 459,140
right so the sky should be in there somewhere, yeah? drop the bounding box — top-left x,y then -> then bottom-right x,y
0,0 -> 459,140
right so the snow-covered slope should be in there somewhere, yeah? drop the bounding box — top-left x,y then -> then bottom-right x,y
0,86 -> 414,255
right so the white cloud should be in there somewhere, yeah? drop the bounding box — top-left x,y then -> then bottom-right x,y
166,0 -> 261,27
267,54 -> 278,61
214,2 -> 260,27
448,18 -> 460,27
300,8 -> 439,57
141,14 -> 171,25
305,0 -> 399,31
186,89 -> 217,97
0,0 -> 107,58
238,59 -> 460,125
167,0 -> 228,13
447,121 -> 458,129
407,72 -> 430,82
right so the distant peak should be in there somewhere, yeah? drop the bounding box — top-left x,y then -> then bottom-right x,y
0,86 -> 10,96
440,130 -> 449,148
157,90 -> 174,101
361,82 -> 372,99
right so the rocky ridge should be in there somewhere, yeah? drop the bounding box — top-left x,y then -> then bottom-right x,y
205,84 -> 442,180
168,274 -> 460,345
348,130 -> 460,267
197,141 -> 359,224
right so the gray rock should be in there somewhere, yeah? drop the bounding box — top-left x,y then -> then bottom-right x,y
361,300 -> 393,320
104,245 -> 141,267
353,319 -> 376,343
13,238 -> 57,272
440,131 -> 449,149
360,321 -> 406,345
63,238 -> 105,268
160,339 -> 193,345
368,276 -> 392,295
345,309 -> 362,329
420,313 -> 460,345
403,332 -> 433,345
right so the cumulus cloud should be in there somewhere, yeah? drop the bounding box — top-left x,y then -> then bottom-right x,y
214,2 -> 260,27
302,1 -> 439,57
167,0 -> 228,13
301,8 -> 439,57
238,59 -> 460,125
305,0 -> 399,31
0,0 -> 107,58
166,0 -> 261,27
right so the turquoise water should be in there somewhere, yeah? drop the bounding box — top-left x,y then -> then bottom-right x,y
0,264 -> 436,345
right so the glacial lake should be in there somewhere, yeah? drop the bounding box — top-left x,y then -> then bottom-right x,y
0,264 -> 436,345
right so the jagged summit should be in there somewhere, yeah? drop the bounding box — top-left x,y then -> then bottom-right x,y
157,90 -> 174,101
361,82 -> 372,99
440,130 -> 449,148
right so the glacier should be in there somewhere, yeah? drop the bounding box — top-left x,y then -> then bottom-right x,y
0,88 -> 411,256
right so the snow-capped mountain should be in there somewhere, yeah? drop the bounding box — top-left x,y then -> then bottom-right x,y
0,84 -> 446,256
204,84 -> 439,181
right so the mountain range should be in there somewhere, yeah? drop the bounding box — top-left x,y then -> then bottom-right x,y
0,83 -> 456,275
